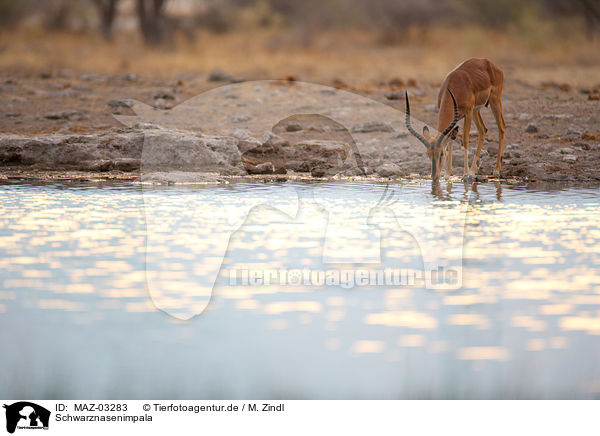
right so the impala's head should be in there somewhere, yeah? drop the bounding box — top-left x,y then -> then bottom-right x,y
405,90 -> 458,180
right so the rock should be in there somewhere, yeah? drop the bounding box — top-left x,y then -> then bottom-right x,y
573,142 -> 590,150
293,140 -> 349,161
51,89 -> 79,98
232,115 -> 250,123
122,73 -> 139,82
79,72 -> 105,83
232,129 -> 255,141
152,91 -> 175,100
562,155 -> 577,162
44,110 -> 88,121
376,163 -> 403,177
558,147 -> 575,154
351,121 -> 394,133
153,98 -> 172,110
563,129 -> 581,140
108,98 -> 135,114
525,123 -> 538,133
247,162 -> 275,174
237,139 -> 262,154
518,113 -> 533,121
384,91 -> 403,100
311,167 -> 327,177
113,158 -> 140,171
543,114 -> 573,120
285,123 -> 302,132
81,159 -> 112,172
208,70 -> 234,82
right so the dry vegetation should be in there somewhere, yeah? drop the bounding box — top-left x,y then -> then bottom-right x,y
0,23 -> 599,84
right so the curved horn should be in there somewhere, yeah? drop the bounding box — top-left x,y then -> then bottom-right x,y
405,91 -> 431,149
434,89 -> 459,148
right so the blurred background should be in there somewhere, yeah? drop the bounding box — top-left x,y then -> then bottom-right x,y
0,0 -> 599,84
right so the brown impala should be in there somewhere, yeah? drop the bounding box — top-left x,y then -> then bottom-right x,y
405,58 -> 506,180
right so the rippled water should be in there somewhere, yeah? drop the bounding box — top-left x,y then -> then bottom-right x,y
0,179 -> 599,399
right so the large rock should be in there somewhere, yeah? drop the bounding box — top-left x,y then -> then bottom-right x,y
140,129 -> 243,172
0,128 -> 245,174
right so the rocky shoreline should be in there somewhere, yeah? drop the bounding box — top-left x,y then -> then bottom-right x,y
1,125 -> 599,187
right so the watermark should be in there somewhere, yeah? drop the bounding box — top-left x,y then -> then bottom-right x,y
114,80 -> 470,320
227,266 -> 460,289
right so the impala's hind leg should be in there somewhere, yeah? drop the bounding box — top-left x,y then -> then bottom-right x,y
490,97 -> 506,176
470,110 -> 487,174
462,111 -> 473,178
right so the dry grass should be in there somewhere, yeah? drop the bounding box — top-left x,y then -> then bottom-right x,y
1,23 -> 599,85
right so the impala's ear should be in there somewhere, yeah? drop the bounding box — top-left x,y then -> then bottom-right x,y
422,125 -> 431,141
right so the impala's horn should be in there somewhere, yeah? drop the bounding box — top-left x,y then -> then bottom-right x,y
405,91 -> 432,149
434,89 -> 459,148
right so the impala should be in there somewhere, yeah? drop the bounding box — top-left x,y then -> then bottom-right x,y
405,58 -> 506,180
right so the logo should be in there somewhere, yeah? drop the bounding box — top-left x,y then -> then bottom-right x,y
3,402 -> 50,433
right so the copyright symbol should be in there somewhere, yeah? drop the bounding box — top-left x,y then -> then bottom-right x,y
143,404 -> 151,411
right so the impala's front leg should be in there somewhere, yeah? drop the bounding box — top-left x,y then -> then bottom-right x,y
447,140 -> 453,176
462,111 -> 473,178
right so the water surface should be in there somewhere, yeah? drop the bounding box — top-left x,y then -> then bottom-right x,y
0,180 -> 599,399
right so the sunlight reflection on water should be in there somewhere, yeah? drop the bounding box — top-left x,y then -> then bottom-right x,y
0,180 -> 599,398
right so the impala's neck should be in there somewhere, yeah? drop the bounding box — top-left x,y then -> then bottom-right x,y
437,89 -> 460,137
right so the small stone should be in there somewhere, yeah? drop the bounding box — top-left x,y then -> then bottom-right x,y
152,91 -> 175,100
113,158 -> 140,171
564,129 -> 581,140
543,114 -> 573,120
376,162 -> 402,177
107,98 -> 135,114
558,147 -> 575,154
285,123 -> 302,132
44,110 -> 88,121
384,91 -> 403,100
122,73 -> 139,82
518,113 -> 533,121
232,115 -> 250,123
247,162 -> 275,174
525,123 -> 538,133
82,159 -> 112,172
562,155 -> 577,162
573,142 -> 590,150
208,70 -> 234,82
153,98 -> 172,109
311,167 -> 327,177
